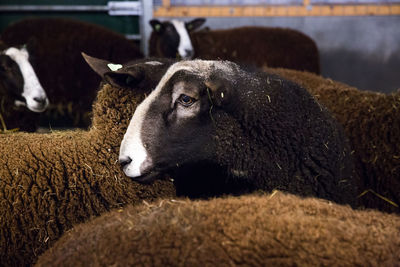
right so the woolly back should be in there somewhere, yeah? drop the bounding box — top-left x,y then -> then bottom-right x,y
268,67 -> 400,213
36,192 -> 400,266
90,83 -> 146,139
0,85 -> 176,267
190,27 -> 320,74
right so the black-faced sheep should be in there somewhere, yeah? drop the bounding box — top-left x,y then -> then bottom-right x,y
149,18 -> 320,74
118,59 -> 356,206
35,191 -> 400,266
1,17 -> 143,129
267,67 -> 400,213
0,55 -> 176,266
0,40 -> 49,132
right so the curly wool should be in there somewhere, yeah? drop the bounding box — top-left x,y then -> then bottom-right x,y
0,79 -> 176,266
268,68 -> 400,213
36,191 -> 400,267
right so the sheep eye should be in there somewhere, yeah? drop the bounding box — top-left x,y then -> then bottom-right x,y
177,94 -> 196,107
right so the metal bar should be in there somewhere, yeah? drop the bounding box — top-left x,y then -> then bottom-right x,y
125,34 -> 141,40
108,1 -> 142,16
0,5 -> 108,12
0,2 -> 142,15
140,0 -> 153,56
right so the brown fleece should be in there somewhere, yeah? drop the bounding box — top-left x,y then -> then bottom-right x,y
36,191 -> 400,267
0,83 -> 176,266
1,17 -> 143,129
267,68 -> 400,213
150,26 -> 320,74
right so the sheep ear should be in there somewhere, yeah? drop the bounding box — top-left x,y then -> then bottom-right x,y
150,19 -> 163,33
205,79 -> 229,107
103,69 -> 144,89
82,52 -> 114,77
186,18 -> 206,31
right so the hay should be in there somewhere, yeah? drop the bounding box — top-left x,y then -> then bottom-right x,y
0,112 -> 19,133
358,189 -> 399,208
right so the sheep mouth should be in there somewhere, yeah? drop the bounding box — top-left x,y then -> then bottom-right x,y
16,97 -> 49,113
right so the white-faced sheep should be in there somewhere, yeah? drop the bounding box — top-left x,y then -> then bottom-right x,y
1,17 -> 143,129
35,191 -> 400,266
0,55 -> 176,266
0,40 -> 49,132
118,59 -> 356,206
267,67 -> 400,213
149,18 -> 320,74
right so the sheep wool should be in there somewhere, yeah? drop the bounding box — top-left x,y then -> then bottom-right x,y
268,67 -> 400,213
191,26 -> 320,73
0,57 -> 176,266
1,17 -> 143,129
35,192 -> 400,266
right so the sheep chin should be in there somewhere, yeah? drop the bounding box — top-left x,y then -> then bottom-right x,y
130,171 -> 160,184
14,100 -> 26,107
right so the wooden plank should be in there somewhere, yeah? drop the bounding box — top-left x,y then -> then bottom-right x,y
153,4 -> 400,17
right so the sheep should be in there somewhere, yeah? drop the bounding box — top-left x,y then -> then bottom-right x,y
149,18 -> 320,74
1,17 -> 143,129
0,40 -> 49,132
0,54 -> 176,267
35,191 -> 400,266
265,67 -> 400,213
118,59 -> 357,206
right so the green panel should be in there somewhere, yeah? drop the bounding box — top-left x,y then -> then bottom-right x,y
0,0 -> 110,6
0,13 -> 139,35
0,1 -> 140,35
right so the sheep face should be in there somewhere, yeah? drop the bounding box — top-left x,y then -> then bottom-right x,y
119,60 -> 241,183
0,53 -> 23,100
0,46 -> 48,112
149,18 -> 205,59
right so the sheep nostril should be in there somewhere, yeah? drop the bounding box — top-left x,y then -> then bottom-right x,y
33,97 -> 46,105
119,156 -> 132,168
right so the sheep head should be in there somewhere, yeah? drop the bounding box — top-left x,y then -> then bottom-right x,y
83,53 -> 175,135
149,18 -> 206,59
0,45 -> 48,112
118,59 -> 244,183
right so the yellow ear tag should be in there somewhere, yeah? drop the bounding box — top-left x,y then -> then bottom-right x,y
107,63 -> 123,71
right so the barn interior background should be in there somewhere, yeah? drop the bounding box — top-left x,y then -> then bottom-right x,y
0,0 -> 399,93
